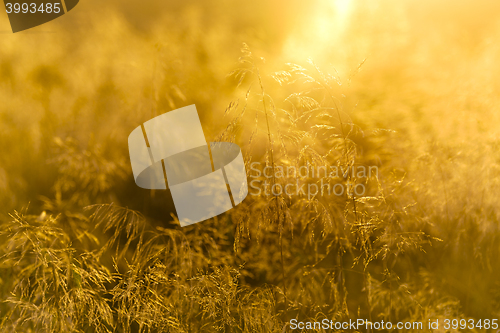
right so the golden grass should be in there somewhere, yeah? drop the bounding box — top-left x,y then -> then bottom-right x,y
0,0 -> 499,331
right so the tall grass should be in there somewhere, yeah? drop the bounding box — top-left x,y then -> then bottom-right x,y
1,1 -> 500,331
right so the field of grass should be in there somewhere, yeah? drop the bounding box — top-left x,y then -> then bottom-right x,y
0,0 -> 499,332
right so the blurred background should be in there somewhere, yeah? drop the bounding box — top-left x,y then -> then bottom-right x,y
1,0 -> 500,212
0,0 -> 500,331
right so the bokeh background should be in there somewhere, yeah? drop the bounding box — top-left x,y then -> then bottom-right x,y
0,0 -> 499,332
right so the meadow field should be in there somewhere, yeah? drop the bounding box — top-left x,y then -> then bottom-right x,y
0,0 -> 499,331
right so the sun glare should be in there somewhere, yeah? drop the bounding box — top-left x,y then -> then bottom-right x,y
283,0 -> 353,63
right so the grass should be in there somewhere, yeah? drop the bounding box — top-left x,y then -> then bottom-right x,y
1,0 -> 500,331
